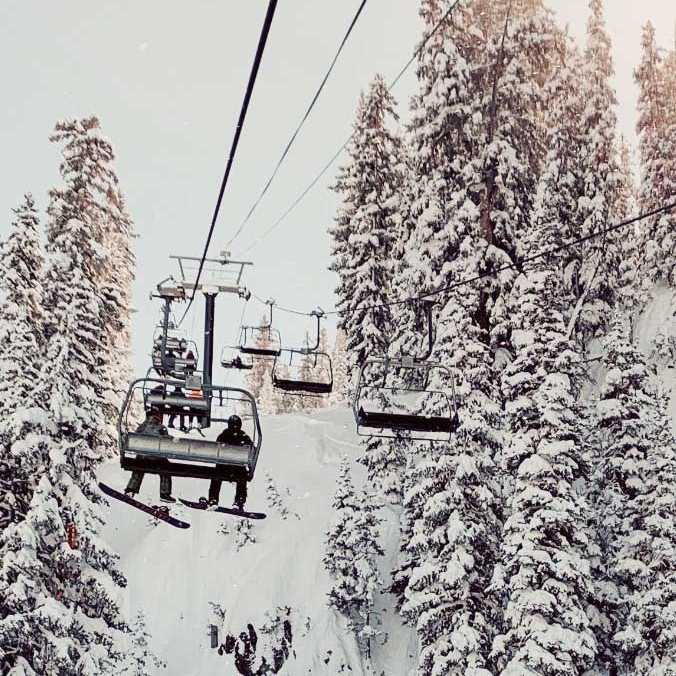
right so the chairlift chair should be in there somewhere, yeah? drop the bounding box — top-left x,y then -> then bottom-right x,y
143,374 -> 210,428
119,377 -> 263,484
271,310 -> 333,395
150,299 -> 199,379
352,301 -> 458,441
220,346 -> 254,370
239,299 -> 282,357
272,349 -> 333,395
151,336 -> 200,380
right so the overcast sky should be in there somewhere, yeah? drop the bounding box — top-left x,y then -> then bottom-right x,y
1,0 -> 673,378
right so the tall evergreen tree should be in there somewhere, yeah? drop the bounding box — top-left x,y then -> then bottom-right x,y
596,314 -> 676,675
329,73 -> 403,379
329,73 -> 407,501
615,138 -> 643,317
324,458 -> 384,659
0,119 -> 136,674
634,22 -> 676,288
390,3 -> 518,673
329,329 -> 349,406
570,0 -> 624,343
98,181 -> 136,458
0,195 -> 45,526
245,314 -> 275,412
492,262 -> 597,675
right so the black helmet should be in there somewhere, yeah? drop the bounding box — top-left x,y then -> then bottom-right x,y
227,415 -> 242,431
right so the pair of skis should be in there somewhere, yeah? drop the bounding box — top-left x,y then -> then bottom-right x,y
98,483 -> 265,529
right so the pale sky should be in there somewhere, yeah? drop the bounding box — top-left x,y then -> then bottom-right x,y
0,0 -> 673,378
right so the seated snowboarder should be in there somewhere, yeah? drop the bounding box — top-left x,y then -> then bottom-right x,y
207,415 -> 252,510
125,408 -> 175,503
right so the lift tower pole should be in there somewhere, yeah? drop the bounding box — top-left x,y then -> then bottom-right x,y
203,293 -> 217,388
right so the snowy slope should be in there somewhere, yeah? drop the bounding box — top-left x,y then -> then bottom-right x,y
98,407 -> 416,676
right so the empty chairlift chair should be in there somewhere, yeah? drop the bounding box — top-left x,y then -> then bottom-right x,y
239,299 -> 282,357
272,349 -> 333,395
271,309 -> 333,396
352,301 -> 458,441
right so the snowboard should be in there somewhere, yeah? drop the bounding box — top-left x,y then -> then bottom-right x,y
98,482 -> 191,529
179,497 -> 266,520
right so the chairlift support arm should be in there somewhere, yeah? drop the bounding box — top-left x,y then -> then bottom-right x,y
299,309 -> 324,354
415,300 -> 435,362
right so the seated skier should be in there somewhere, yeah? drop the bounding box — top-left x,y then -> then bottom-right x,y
207,415 -> 252,510
125,408 -> 175,503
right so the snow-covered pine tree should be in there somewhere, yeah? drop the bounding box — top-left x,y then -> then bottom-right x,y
329,72 -> 402,379
528,36 -> 588,331
0,194 -> 45,525
324,458 -> 384,658
492,262 -> 596,673
0,118 -> 136,674
329,73 -> 406,501
264,472 -> 289,519
98,174 -> 136,459
121,612 -> 165,675
634,22 -> 676,288
393,3 -> 519,672
569,0 -> 624,343
329,328 -> 349,406
596,313 -> 676,675
245,314 -> 275,410
615,137 -> 643,317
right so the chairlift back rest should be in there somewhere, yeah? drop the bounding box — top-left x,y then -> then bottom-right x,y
125,432 -> 251,467
357,408 -> 457,434
240,345 -> 281,357
146,392 -> 210,412
273,377 -> 332,394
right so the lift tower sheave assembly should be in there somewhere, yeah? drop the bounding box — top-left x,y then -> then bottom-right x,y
156,252 -> 253,388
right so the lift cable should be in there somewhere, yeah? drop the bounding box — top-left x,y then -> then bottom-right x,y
241,0 -> 464,255
178,0 -> 278,326
247,200 -> 676,318
227,0 -> 369,248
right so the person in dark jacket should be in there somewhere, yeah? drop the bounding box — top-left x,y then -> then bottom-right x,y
207,415 -> 252,509
125,408 -> 175,503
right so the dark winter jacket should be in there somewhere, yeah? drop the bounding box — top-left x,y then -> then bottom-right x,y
136,418 -> 169,437
216,428 -> 252,447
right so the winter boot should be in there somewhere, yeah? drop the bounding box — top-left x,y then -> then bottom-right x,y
159,474 -> 175,503
125,472 -> 143,495
233,481 -> 247,511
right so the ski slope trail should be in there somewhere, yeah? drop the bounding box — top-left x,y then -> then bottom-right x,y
98,407 -> 415,675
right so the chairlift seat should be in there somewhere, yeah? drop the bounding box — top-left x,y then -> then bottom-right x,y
125,432 -> 251,467
273,377 -> 332,395
240,345 -> 281,357
357,408 -> 457,434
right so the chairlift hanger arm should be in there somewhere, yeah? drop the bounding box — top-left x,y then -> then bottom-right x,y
416,300 -> 435,362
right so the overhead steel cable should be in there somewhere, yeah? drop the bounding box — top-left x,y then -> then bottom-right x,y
247,200 -> 676,318
228,0 -> 369,248
178,0 -> 278,326
241,0 -> 464,255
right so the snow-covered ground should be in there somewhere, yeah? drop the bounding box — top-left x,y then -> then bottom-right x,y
97,287 -> 675,675
98,406 -> 416,675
